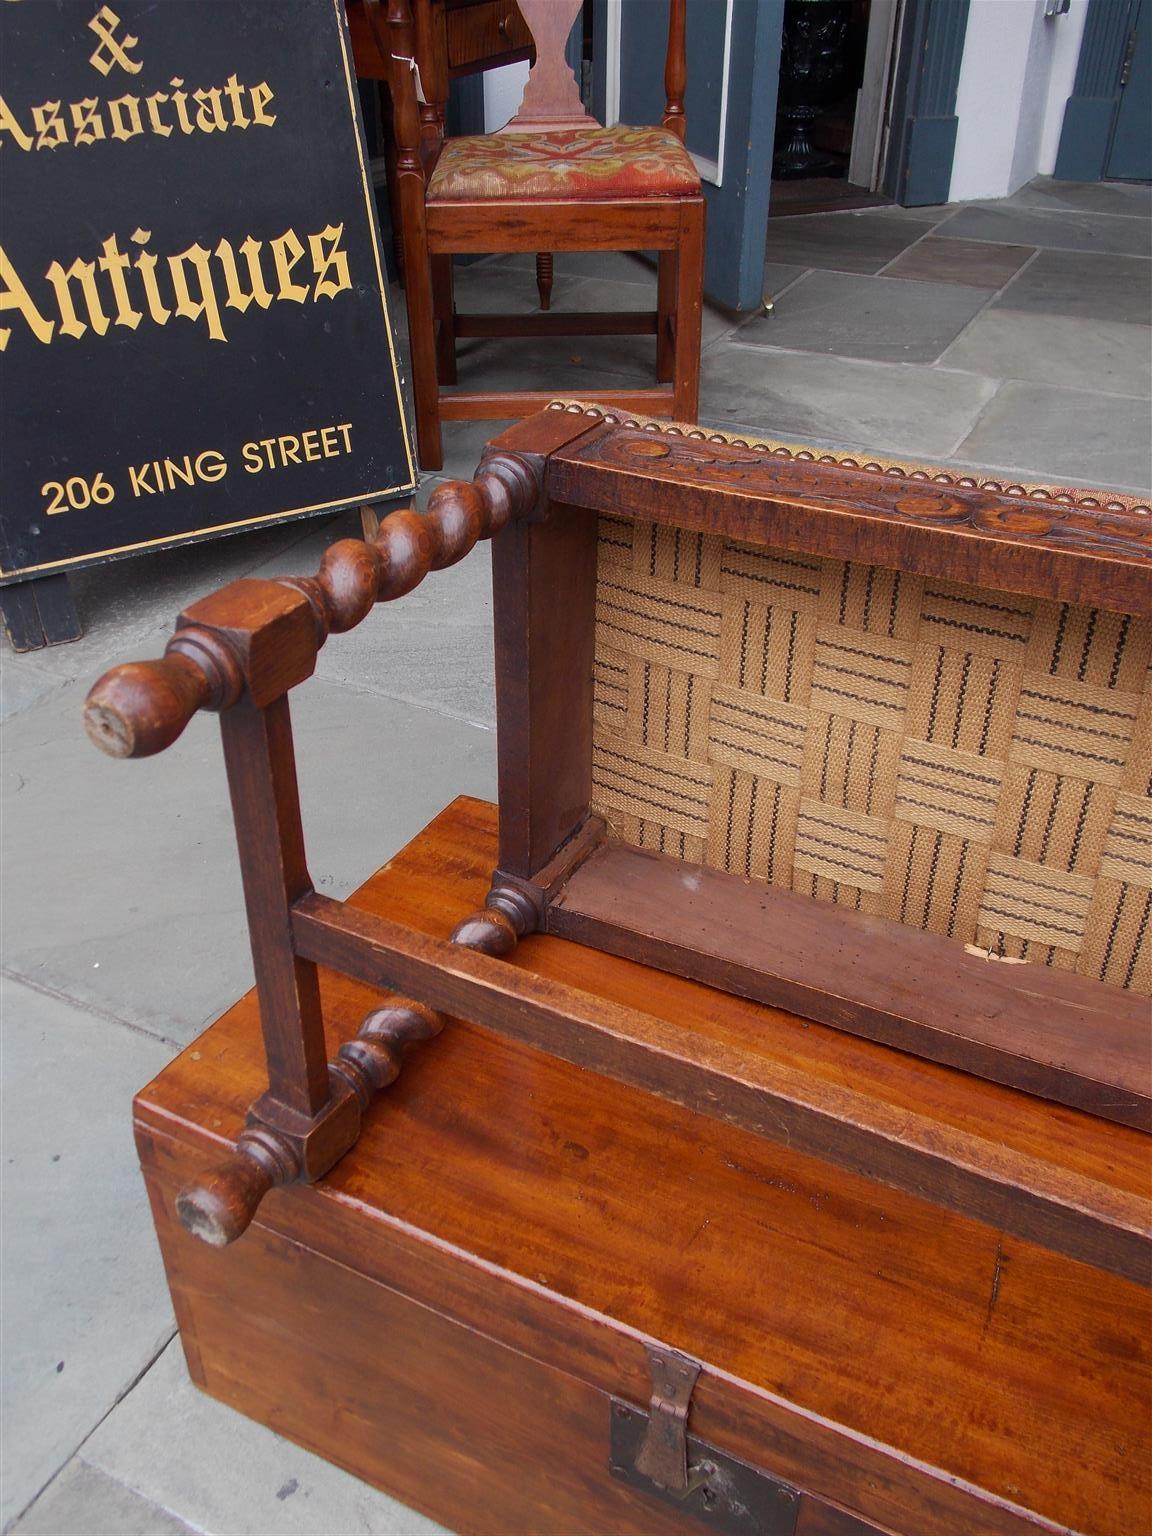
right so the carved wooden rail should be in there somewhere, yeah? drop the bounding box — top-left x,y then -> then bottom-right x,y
85,453 -> 539,1245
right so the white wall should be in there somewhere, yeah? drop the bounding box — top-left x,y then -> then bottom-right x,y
949,0 -> 1087,202
483,62 -> 530,132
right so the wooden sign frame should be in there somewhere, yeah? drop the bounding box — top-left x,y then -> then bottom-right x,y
0,0 -> 415,645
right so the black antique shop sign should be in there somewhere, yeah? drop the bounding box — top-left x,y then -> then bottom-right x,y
0,0 -> 415,644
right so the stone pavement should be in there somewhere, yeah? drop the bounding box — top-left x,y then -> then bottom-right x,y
2,177 -> 1149,1535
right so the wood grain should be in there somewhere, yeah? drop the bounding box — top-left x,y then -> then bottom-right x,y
136,797 -> 1152,1536
288,883 -> 1152,1284
546,838 -> 1152,1130
492,503 -> 599,875
547,423 -> 1152,615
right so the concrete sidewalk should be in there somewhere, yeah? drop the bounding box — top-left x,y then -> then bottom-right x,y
2,177 -> 1149,1535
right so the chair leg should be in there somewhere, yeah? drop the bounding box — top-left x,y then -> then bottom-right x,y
432,255 -> 457,385
535,252 -> 554,311
656,250 -> 676,383
403,243 -> 443,471
672,202 -> 705,421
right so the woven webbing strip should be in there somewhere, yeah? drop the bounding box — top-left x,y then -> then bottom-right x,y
590,516 -> 1152,994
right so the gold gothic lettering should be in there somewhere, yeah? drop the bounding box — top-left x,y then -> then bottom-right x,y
0,76 -> 275,152
0,224 -> 353,351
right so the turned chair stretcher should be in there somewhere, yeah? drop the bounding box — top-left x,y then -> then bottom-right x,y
85,404 -> 1152,1277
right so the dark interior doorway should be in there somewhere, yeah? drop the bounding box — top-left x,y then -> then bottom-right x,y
770,0 -> 898,216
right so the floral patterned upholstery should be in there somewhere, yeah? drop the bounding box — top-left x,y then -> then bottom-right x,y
427,125 -> 700,202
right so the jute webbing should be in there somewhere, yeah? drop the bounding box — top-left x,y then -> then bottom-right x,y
590,517 -> 1152,994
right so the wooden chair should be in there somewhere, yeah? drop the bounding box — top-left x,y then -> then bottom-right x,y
355,0 -> 705,470
85,402 -> 1152,1279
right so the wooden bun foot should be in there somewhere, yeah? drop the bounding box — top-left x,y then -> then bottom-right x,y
176,1003 -> 446,1247
175,1127 -> 300,1248
450,880 -> 540,955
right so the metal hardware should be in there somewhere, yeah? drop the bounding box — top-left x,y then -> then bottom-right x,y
634,1345 -> 699,1493
1043,0 -> 1070,18
1120,29 -> 1137,86
609,1345 -> 800,1535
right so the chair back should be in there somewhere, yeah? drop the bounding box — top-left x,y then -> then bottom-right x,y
504,0 -> 593,132
385,0 -> 690,157
502,0 -> 688,137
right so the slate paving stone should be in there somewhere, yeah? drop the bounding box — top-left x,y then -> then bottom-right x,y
253,523 -> 499,727
81,1341 -> 447,1536
762,261 -> 808,303
862,202 -> 955,223
991,248 -> 1152,326
448,258 -> 585,315
0,516 -> 333,726
937,204 -> 1152,257
442,260 -> 742,382
560,274 -> 738,349
0,975 -> 176,1529
735,270 -> 991,363
12,1460 -> 198,1535
1004,177 -> 1152,219
699,345 -> 996,457
445,323 -> 657,390
938,311 -> 1152,398
0,651 -> 73,728
446,260 -> 732,385
0,673 -> 497,1047
429,415 -> 517,481
955,380 -> 1152,491
763,209 -> 938,274
880,236 -> 1035,289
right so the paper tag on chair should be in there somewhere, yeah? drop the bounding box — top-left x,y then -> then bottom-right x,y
409,55 -> 427,105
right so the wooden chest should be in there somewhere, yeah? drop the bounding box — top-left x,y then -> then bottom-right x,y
136,799 -> 1152,1536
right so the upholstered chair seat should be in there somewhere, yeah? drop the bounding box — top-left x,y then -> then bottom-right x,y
427,125 -> 701,202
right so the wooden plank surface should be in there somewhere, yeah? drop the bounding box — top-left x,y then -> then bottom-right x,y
140,1134 -> 884,1536
289,887 -> 1152,1282
491,496 -> 598,876
546,422 -> 1152,614
546,838 -> 1152,1130
136,797 -> 1152,1536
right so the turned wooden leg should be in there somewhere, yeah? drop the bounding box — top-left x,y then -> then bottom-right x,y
657,250 -> 676,383
673,201 -> 704,421
406,242 -> 443,471
535,252 -> 554,312
432,254 -> 458,385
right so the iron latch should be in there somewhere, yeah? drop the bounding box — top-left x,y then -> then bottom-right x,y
634,1346 -> 700,1493
610,1344 -> 800,1536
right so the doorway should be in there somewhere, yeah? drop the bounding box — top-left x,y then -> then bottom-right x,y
770,0 -> 902,216
1105,0 -> 1151,180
